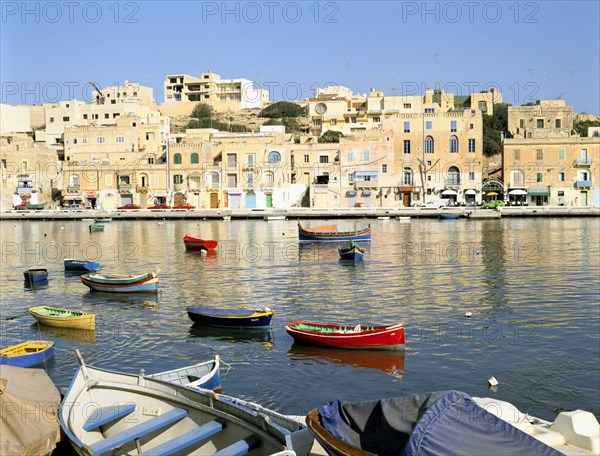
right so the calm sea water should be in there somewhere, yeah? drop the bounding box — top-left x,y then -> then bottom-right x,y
1,216 -> 599,421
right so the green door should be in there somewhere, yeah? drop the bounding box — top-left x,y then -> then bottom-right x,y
266,194 -> 273,208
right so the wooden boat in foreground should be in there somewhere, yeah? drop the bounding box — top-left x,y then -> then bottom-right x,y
285,321 -> 405,350
298,223 -> 371,242
147,355 -> 221,392
183,235 -> 218,251
29,306 -> 96,330
60,350 -> 313,456
338,241 -> 365,261
64,258 -> 100,272
0,341 -> 55,367
81,271 -> 159,293
23,268 -> 48,282
306,390 -> 600,456
187,307 -> 274,329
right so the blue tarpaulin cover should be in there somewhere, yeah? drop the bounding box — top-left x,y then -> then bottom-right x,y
318,390 -> 562,456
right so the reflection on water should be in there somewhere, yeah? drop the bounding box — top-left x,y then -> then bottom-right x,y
81,291 -> 159,308
287,345 -> 405,379
30,322 -> 96,345
23,279 -> 49,291
188,324 -> 274,347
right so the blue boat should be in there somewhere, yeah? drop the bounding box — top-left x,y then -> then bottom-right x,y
306,390 -> 575,456
187,307 -> 274,329
0,340 -> 55,367
439,213 -> 460,220
64,258 -> 100,272
23,268 -> 48,282
94,217 -> 112,223
298,223 -> 371,242
338,241 -> 365,261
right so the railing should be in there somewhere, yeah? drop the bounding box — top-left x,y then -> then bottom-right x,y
575,157 -> 592,166
67,185 -> 80,192
118,184 -> 131,191
575,180 -> 592,188
355,181 -> 378,189
136,185 -> 149,193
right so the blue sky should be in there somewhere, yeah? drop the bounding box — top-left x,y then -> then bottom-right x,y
1,1 -> 599,114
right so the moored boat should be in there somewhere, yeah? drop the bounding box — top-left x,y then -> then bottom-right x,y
298,223 -> 371,242
28,306 -> 96,330
147,355 -> 221,392
439,213 -> 460,220
306,390 -> 600,456
88,224 -> 104,232
60,350 -> 314,456
23,268 -> 48,282
187,307 -> 274,329
81,271 -> 159,293
285,321 -> 405,350
183,235 -> 218,251
264,215 -> 286,221
338,241 -> 365,261
0,341 -> 55,367
64,258 -> 100,272
94,217 -> 112,223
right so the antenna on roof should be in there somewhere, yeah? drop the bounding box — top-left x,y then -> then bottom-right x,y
528,68 -> 538,80
434,52 -> 443,88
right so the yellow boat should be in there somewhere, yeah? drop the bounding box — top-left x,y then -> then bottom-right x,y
29,306 -> 96,330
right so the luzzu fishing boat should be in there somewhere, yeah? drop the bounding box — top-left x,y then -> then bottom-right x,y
80,271 -> 159,293
298,223 -> 371,242
338,241 -> 365,261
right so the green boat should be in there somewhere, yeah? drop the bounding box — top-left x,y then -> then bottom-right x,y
26,203 -> 45,210
89,224 -> 104,232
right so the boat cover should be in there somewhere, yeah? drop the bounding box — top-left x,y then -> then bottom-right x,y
319,390 -> 562,456
0,365 -> 61,456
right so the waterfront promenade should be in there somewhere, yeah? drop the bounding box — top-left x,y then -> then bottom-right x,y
1,205 -> 598,221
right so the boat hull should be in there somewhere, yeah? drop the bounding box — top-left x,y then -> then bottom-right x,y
187,307 -> 274,328
298,223 -> 371,242
148,356 -> 221,392
286,321 -> 405,350
183,236 -> 218,251
64,259 -> 100,271
439,214 -> 460,220
88,224 -> 104,232
29,306 -> 96,330
0,341 -> 55,367
338,242 -> 365,261
81,272 -> 159,293
23,269 -> 48,282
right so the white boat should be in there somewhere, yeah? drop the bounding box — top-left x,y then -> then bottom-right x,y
377,216 -> 390,220
60,351 -> 313,456
264,215 -> 286,221
147,356 -> 221,392
397,216 -> 411,221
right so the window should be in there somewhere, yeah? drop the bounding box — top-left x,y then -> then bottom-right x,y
514,149 -> 520,161
402,168 -> 413,186
246,154 -> 255,166
519,119 -> 525,128
116,136 -> 124,143
83,114 -> 88,120
82,137 -> 87,144
227,174 -> 237,187
447,166 -> 460,185
382,164 -> 387,173
146,132 -> 154,140
425,136 -> 434,154
470,123 -> 474,129
265,171 -> 274,185
119,175 -> 130,185
319,156 -> 329,164
247,172 -> 254,186
268,151 -> 281,163
351,117 -> 357,123
537,173 -> 543,183
555,119 -> 561,128
558,149 -> 564,160
92,114 -> 99,120
104,114 -> 109,119
449,135 -> 458,153
537,119 -> 544,128
347,152 -> 354,162
303,154 -> 309,163
511,169 -> 525,186
424,108 -> 434,113
313,119 -> 322,127
426,121 -> 432,130
148,157 -> 154,164
63,116 -> 69,122
558,172 -> 565,182
363,150 -> 370,162
227,153 -> 236,167
468,139 -> 475,153
73,138 -> 77,144
331,119 -> 337,125
450,120 -> 457,132
191,153 -> 199,164
404,121 -> 410,133
173,153 -> 182,164
469,171 -> 475,181
403,140 -> 411,154
403,103 -> 411,109
173,175 -> 184,184
372,116 -> 380,123
96,137 -> 105,144
49,117 -> 54,123
536,149 -> 543,161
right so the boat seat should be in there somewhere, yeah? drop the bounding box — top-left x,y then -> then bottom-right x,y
88,407 -> 188,456
213,435 -> 261,456
83,404 -> 137,431
139,419 -> 225,455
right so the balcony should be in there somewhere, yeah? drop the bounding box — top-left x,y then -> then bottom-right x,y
136,185 -> 149,193
242,164 -> 258,172
355,181 -> 378,190
575,157 -> 592,166
67,185 -> 80,192
118,183 -> 131,191
444,179 -> 461,188
575,180 -> 592,188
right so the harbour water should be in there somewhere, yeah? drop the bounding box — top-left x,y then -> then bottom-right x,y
1,217 -> 599,421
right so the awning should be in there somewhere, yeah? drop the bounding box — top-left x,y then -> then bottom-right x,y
528,189 -> 550,196
63,194 -> 82,200
441,189 -> 458,196
464,189 -> 477,195
153,191 -> 167,197
355,171 -> 379,177
508,189 -> 527,196
346,190 -> 357,197
86,192 -> 97,198
362,190 -> 372,197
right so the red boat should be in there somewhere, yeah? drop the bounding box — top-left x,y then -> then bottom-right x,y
285,320 -> 405,350
183,235 -> 218,252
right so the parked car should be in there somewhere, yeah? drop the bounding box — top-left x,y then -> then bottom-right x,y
484,200 -> 506,209
148,204 -> 171,209
172,203 -> 196,209
117,204 -> 141,210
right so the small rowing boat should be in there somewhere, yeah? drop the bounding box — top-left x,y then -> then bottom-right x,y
187,307 -> 274,329
147,355 -> 222,392
64,258 -> 100,272
81,271 -> 159,293
338,240 -> 365,261
285,321 -> 405,350
183,235 -> 218,251
23,268 -> 48,282
88,224 -> 104,232
0,340 -> 55,367
29,306 -> 95,330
